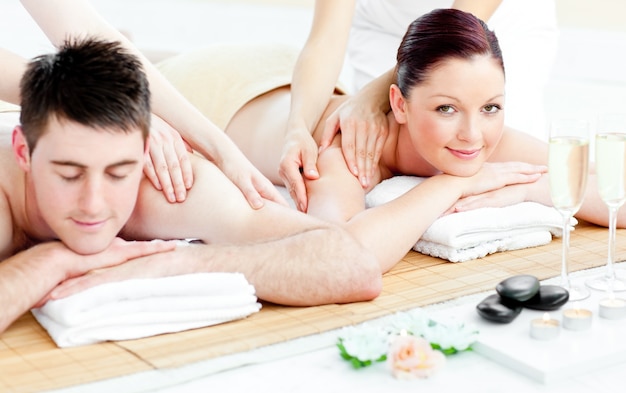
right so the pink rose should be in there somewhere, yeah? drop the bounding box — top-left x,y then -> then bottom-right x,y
388,335 -> 446,379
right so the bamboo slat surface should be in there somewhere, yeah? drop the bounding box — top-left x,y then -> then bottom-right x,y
1,221 -> 623,392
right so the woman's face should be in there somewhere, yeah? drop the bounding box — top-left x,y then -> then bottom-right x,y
394,55 -> 505,177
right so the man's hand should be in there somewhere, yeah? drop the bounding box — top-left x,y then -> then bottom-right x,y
35,238 -> 177,306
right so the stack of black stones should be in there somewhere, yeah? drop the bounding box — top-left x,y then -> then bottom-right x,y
476,275 -> 570,323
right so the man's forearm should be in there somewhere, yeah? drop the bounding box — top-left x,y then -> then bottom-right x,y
0,244 -> 67,333
183,226 -> 381,306
52,226 -> 382,306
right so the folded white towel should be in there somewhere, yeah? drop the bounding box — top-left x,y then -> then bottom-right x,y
365,176 -> 572,262
31,272 -> 262,347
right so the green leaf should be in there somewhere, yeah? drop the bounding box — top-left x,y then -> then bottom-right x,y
430,342 -> 474,356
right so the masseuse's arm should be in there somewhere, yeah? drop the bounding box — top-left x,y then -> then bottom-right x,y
0,238 -> 176,334
20,0 -> 285,209
282,0 -> 359,211
452,0 -> 502,22
0,48 -> 27,104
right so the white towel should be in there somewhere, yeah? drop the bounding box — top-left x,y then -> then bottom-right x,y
365,176 -> 573,262
31,272 -> 262,347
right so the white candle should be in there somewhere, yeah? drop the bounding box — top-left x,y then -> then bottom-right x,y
599,297 -> 626,320
530,313 -> 560,340
562,307 -> 592,331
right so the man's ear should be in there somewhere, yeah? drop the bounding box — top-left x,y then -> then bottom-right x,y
389,84 -> 408,125
12,125 -> 31,171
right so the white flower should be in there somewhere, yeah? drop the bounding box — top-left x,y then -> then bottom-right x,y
423,319 -> 479,352
337,310 -> 479,372
339,324 -> 389,362
386,310 -> 431,336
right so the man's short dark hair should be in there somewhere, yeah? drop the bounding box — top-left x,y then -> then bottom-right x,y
19,37 -> 151,152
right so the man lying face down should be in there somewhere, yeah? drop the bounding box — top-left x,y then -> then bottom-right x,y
0,37 -> 381,334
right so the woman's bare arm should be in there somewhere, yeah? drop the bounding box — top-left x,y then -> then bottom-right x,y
0,48 -> 27,105
307,134 -> 546,273
489,127 -> 626,228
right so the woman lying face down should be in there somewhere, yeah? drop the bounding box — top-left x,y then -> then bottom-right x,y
161,8 -> 622,273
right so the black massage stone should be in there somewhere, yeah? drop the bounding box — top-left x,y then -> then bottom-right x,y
521,285 -> 570,311
496,274 -> 540,303
476,294 -> 523,323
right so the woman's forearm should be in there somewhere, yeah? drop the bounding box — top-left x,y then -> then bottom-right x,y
346,175 -> 465,273
349,68 -> 394,115
0,48 -> 28,105
287,0 -> 355,134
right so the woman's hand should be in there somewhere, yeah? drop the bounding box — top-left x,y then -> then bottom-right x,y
278,123 -> 321,212
452,180 -> 543,213
318,93 -> 390,189
144,115 -> 194,203
149,114 -> 286,209
448,162 -> 548,213
217,144 -> 288,209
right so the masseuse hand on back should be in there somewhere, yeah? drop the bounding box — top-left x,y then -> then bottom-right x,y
144,115 -> 194,203
280,96 -> 390,213
146,116 -> 285,208
317,70 -> 393,189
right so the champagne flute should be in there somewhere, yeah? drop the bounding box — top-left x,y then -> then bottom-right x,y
586,113 -> 626,291
548,118 -> 590,301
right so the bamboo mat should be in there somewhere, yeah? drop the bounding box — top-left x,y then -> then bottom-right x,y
2,221 -> 624,393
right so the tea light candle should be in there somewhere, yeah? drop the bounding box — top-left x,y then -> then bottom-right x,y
530,313 -> 560,340
562,306 -> 592,331
599,297 -> 626,320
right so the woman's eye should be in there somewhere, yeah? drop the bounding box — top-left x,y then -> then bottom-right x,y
437,105 -> 455,114
483,104 -> 501,114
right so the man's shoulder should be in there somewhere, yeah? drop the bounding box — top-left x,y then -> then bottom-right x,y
0,165 -> 27,260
